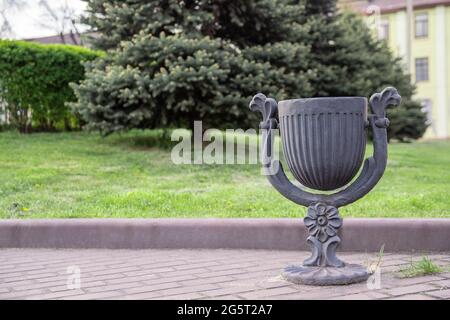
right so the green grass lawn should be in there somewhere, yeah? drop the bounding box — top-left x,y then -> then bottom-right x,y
0,130 -> 449,218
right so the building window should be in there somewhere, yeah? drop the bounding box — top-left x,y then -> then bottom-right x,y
415,13 -> 428,38
378,19 -> 389,40
415,58 -> 429,82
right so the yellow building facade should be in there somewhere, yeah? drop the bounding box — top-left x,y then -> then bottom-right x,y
342,0 -> 450,138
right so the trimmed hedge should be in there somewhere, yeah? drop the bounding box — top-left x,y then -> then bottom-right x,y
0,40 -> 102,132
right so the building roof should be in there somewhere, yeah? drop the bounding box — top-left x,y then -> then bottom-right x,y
24,31 -> 82,46
343,0 -> 450,14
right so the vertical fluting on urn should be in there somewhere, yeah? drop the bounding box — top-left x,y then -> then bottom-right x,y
279,110 -> 366,191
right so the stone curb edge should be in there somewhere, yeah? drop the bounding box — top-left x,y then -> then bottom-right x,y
0,218 -> 449,252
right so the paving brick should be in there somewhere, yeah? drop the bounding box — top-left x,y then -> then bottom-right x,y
72,265 -> 109,273
159,267 -> 211,277
271,291 -> 335,300
202,295 -> 241,300
380,259 -> 411,267
179,275 -> 236,287
0,259 -> 33,266
207,262 -> 257,272
383,283 -> 438,296
158,284 -> 220,297
47,258 -> 122,270
255,278 -> 291,289
124,282 -> 182,294
62,290 -> 124,300
438,272 -> 450,279
86,281 -> 143,293
34,274 -> 74,283
123,268 -> 172,276
219,278 -> 281,290
0,287 -> 10,294
118,292 -> 164,300
238,286 -> 299,299
197,269 -> 260,279
8,272 -> 61,282
126,259 -> 188,270
387,294 -> 437,300
426,289 -> 450,299
382,274 -> 445,288
0,279 -> 36,289
0,289 -> 47,300
380,265 -> 408,273
331,291 -> 389,300
174,261 -> 221,271
0,271 -> 33,280
76,273 -> 127,283
105,274 -> 159,285
25,289 -> 86,300
202,285 -> 259,298
0,265 -> 15,271
49,281 -> 106,292
90,266 -> 141,276
428,278 -> 450,289
158,293 -> 205,300
141,274 -> 196,286
0,265 -> 47,275
231,270 -> 281,281
243,264 -> 285,273
2,272 -> 59,283
9,280 -> 68,292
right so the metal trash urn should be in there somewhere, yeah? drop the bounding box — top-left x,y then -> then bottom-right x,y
249,87 -> 401,285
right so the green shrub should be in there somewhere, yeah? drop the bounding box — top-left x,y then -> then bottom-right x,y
0,40 -> 102,132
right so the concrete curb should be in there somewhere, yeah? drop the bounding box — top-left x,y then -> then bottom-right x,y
0,218 -> 449,252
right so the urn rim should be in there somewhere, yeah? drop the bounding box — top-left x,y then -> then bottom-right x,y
279,96 -> 366,103
278,97 -> 367,118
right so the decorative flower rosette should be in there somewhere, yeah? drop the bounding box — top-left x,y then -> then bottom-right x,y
304,203 -> 342,243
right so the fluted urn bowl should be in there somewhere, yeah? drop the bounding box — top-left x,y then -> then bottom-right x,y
278,97 -> 368,191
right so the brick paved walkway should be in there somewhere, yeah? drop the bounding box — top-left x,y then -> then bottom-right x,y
0,249 -> 449,300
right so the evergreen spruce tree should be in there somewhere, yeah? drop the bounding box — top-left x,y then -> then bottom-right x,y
73,0 -> 427,140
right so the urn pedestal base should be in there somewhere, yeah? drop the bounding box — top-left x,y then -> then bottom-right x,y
282,264 -> 369,286
282,204 -> 370,286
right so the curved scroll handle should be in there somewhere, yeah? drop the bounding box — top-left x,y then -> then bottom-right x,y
249,93 -> 278,169
249,93 -> 323,206
249,87 -> 401,208
330,87 -> 401,207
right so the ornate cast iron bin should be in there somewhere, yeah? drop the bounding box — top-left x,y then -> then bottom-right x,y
250,87 -> 401,285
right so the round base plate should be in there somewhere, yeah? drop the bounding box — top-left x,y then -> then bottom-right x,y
282,264 -> 370,286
